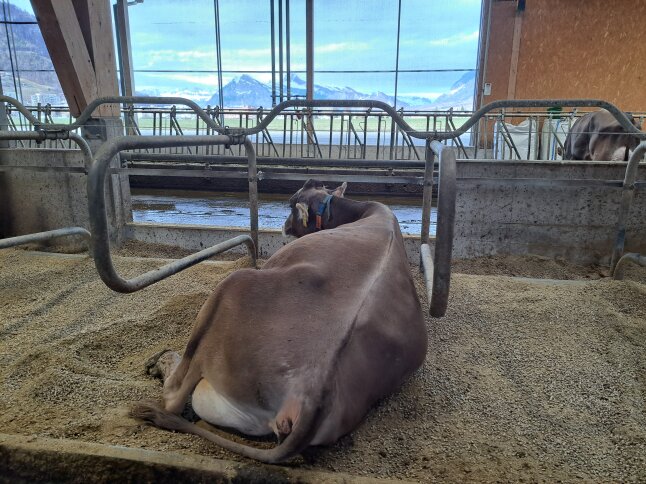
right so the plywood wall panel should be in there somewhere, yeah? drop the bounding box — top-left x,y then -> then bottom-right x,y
481,0 -> 646,111
483,2 -> 516,104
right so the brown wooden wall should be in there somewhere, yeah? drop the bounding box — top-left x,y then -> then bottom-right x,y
478,0 -> 646,111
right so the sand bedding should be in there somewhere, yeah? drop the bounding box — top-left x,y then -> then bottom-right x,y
1,248 -> 645,482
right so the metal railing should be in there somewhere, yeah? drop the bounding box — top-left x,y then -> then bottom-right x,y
2,101 -> 467,160
88,135 -> 258,293
2,94 -> 646,313
5,101 -> 646,162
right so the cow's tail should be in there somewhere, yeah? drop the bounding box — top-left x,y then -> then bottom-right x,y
130,389 -> 326,464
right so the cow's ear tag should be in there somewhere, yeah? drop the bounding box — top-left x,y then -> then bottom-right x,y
296,202 -> 309,227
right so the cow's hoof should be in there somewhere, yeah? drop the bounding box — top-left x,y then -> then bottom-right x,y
144,349 -> 173,378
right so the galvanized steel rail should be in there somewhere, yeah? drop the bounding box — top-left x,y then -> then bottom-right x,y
610,141 -> 646,275
3,95 -> 645,140
87,135 -> 258,293
419,141 -> 456,317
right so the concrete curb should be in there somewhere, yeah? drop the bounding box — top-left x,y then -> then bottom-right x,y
0,433 -> 409,483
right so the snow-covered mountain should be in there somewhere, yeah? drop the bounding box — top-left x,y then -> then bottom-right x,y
423,71 -> 476,110
202,74 -> 471,110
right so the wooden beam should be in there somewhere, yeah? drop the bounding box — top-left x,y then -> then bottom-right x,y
507,9 -> 523,100
30,0 -> 119,118
31,0 -> 98,117
86,0 -> 120,116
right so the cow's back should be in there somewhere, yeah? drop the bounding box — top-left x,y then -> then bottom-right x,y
196,203 -> 426,442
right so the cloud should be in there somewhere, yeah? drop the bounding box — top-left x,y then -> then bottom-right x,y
137,48 -> 216,68
316,42 -> 370,54
144,72 -> 220,86
428,31 -> 479,47
400,91 -> 443,99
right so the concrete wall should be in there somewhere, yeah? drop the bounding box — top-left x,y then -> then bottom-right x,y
453,160 -> 646,263
0,149 -> 89,240
1,147 -> 645,265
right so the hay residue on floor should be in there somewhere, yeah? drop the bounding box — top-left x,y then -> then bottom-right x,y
1,249 -> 645,482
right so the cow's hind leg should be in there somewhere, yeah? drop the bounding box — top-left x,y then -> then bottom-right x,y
144,350 -> 201,417
145,349 -> 181,380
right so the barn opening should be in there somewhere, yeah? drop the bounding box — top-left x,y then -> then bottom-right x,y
1,0 -> 646,482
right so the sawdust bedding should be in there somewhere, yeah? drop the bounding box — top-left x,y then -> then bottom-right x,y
1,247 -> 645,482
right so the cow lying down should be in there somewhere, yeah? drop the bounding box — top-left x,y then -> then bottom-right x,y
131,179 -> 427,463
563,109 -> 641,161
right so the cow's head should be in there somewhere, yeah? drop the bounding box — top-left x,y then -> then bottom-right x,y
283,179 -> 347,238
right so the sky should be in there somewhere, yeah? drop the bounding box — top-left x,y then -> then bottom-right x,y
7,0 -> 482,103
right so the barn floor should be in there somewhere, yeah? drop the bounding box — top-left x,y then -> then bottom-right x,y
1,247 -> 645,482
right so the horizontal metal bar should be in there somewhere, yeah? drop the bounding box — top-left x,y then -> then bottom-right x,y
113,168 -> 248,178
0,165 -> 87,173
104,235 -> 255,293
255,172 -> 424,185
120,152 -> 426,169
0,227 -> 90,250
456,177 -> 630,188
133,68 -> 477,74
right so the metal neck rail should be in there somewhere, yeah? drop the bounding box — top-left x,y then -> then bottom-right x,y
3,94 -> 646,311
88,135 -> 257,293
2,95 -> 645,140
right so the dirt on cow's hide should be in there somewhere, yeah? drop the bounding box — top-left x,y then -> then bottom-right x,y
1,248 -> 645,483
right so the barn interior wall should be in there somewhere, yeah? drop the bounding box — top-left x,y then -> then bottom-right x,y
480,0 -> 646,111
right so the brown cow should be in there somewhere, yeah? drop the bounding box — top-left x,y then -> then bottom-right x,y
131,179 -> 427,463
563,109 -> 641,161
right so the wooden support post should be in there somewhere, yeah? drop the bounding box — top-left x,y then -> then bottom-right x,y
114,0 -> 135,98
507,8 -> 523,100
30,0 -> 119,118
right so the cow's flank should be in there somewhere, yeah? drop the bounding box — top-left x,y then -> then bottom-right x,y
563,109 -> 641,161
131,179 -> 427,464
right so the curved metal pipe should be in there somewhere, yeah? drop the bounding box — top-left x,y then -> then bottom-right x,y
87,135 -> 257,293
429,140 -> 457,318
0,95 -> 223,134
609,141 -> 646,273
612,252 -> 646,280
0,227 -> 90,250
2,95 -> 644,141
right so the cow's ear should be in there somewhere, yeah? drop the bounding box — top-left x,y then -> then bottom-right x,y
295,202 -> 309,227
332,182 -> 347,198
